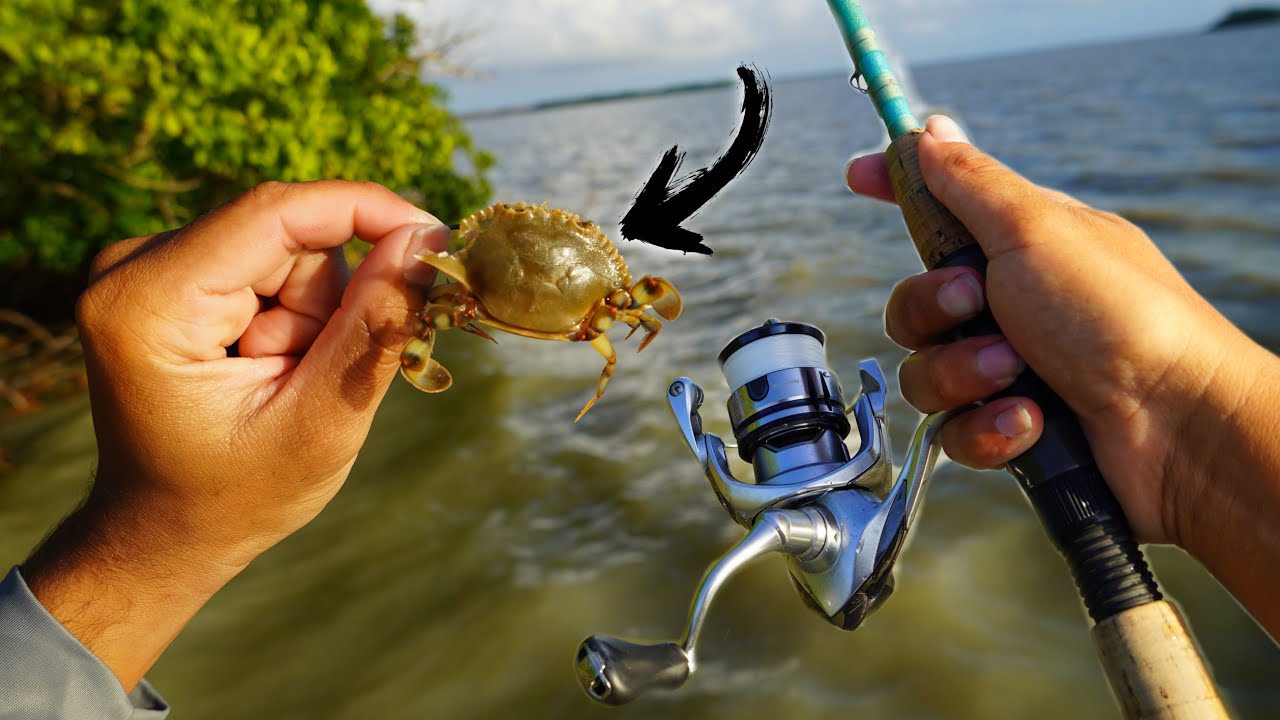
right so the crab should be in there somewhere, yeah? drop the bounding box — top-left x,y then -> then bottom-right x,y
399,201 -> 683,422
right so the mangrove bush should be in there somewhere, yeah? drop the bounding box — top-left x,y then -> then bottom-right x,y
0,0 -> 491,319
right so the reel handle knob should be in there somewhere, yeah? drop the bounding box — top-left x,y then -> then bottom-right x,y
574,636 -> 690,706
575,509 -> 821,705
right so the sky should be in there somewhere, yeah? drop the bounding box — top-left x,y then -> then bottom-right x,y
369,0 -> 1251,112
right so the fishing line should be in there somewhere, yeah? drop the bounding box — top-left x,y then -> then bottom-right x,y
721,332 -> 828,393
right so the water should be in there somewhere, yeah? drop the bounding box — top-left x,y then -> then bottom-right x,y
4,27 -> 1280,719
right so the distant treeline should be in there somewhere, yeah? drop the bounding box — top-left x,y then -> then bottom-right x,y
531,78 -> 736,111
1210,6 -> 1280,30
465,78 -> 738,119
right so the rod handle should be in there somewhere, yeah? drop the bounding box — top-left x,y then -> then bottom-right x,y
882,131 -> 1114,493
1092,601 -> 1230,719
884,129 -> 1119,503
882,129 -> 1122,509
883,130 -> 1162,620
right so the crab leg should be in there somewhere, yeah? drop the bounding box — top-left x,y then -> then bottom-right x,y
574,334 -> 618,423
634,312 -> 664,352
616,312 -> 664,352
422,294 -> 497,344
616,313 -> 640,339
399,324 -> 452,393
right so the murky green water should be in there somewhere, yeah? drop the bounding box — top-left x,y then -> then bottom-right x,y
3,27 -> 1280,719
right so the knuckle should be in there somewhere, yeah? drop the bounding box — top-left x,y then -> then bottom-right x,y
883,282 -> 907,340
897,363 -> 923,409
88,237 -> 144,280
939,421 -> 991,470
884,276 -> 926,345
357,180 -> 391,197
924,350 -> 966,406
242,180 -> 292,208
938,414 -> 997,469
367,313 -> 413,360
897,353 -> 933,410
80,241 -> 149,329
1081,205 -> 1136,234
354,305 -> 417,373
73,289 -> 95,328
74,284 -> 109,337
899,346 -> 967,411
895,297 -> 925,345
940,145 -> 1003,185
86,245 -> 122,279
938,425 -> 975,467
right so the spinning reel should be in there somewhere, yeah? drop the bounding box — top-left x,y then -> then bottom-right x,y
576,319 -> 950,705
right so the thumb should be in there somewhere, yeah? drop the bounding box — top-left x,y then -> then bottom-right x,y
289,222 -> 451,422
917,115 -> 1064,259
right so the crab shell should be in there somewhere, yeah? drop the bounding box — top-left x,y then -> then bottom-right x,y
399,202 -> 682,421
453,202 -> 631,333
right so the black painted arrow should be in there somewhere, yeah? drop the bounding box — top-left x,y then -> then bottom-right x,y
619,65 -> 772,255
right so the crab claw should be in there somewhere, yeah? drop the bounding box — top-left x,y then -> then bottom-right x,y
400,334 -> 452,392
631,276 -> 682,321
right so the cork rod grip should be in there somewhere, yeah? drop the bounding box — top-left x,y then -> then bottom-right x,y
1093,601 -> 1230,719
885,130 -> 976,269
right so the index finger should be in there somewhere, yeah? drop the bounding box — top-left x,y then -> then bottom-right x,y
165,180 -> 440,295
845,153 -> 897,204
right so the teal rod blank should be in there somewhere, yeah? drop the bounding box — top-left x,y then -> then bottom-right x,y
825,0 -> 920,138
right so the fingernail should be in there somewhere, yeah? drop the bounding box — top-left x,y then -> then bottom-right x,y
925,115 -> 970,144
995,404 -> 1034,439
403,224 -> 449,286
976,341 -> 1024,382
842,156 -> 865,193
937,273 -> 984,318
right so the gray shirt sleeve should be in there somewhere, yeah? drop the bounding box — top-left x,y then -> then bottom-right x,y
0,566 -> 169,719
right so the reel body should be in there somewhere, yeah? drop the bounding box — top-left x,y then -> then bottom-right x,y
576,320 -> 949,705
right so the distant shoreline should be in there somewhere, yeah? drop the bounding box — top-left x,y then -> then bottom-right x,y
1209,6 -> 1280,31
460,77 -> 737,120
460,20 -> 1280,120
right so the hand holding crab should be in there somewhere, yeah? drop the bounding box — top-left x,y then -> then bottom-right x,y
22,181 -> 449,691
399,202 -> 682,422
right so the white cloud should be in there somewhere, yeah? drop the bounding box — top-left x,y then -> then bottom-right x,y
374,0 -> 836,68
368,0 -> 1244,110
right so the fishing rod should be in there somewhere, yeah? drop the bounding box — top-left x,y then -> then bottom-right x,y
824,1 -> 1227,717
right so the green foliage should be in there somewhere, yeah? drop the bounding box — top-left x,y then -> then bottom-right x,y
0,0 -> 492,275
